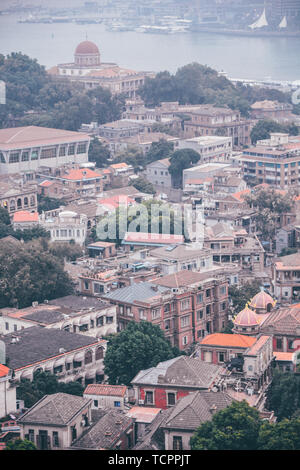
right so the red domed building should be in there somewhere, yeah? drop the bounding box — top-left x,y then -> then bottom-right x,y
51,40 -> 155,98
233,305 -> 261,335
249,290 -> 276,314
74,41 -> 101,67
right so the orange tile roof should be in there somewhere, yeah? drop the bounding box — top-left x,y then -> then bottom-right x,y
0,364 -> 9,378
63,168 -> 103,181
39,180 -> 54,187
110,162 -> 130,169
244,335 -> 271,356
98,195 -> 135,209
84,384 -> 127,397
13,211 -> 39,223
232,189 -> 251,202
200,333 -> 257,349
274,351 -> 294,362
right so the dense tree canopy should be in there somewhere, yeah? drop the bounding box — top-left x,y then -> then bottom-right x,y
138,62 -> 291,117
88,137 -> 111,168
245,188 -> 293,247
265,370 -> 300,421
0,52 -> 125,129
16,370 -> 84,408
168,148 -> 201,188
131,176 -> 156,195
5,439 -> 37,450
190,399 -> 300,450
190,400 -> 261,450
146,138 -> 175,164
250,119 -> 299,144
0,240 -> 74,308
103,321 -> 183,385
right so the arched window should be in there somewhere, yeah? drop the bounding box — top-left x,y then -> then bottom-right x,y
24,197 -> 28,207
95,347 -> 104,361
17,198 -> 22,208
30,196 -> 35,206
84,350 -> 93,365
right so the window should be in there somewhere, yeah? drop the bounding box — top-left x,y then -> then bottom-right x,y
173,436 -> 183,450
9,152 -> 20,163
77,142 -> 87,154
197,310 -> 203,321
84,281 -> 89,290
206,289 -> 211,298
182,335 -> 188,346
5,322 -> 9,330
52,431 -> 59,447
21,151 -> 29,161
145,391 -> 154,405
40,147 -> 57,159
59,146 -> 66,157
68,144 -> 75,155
94,283 -> 104,294
197,293 -> 203,303
276,338 -> 283,349
96,346 -> 104,360
114,401 -> 121,407
28,429 -> 35,443
31,148 -> 39,160
94,400 -> 98,407
167,392 -> 176,406
180,315 -> 189,328
219,352 -> 225,363
220,286 -> 226,295
180,298 -> 190,311
151,308 -> 160,319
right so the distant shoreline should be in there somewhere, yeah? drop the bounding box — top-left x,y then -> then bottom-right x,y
190,27 -> 300,38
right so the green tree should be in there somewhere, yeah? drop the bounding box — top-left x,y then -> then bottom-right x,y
190,400 -> 261,450
103,321 -> 183,385
88,137 -> 111,168
5,439 -> 37,450
265,370 -> 300,421
228,280 -> 261,315
37,194 -> 65,213
48,241 -> 84,261
258,418 -> 300,450
250,119 -> 299,144
0,240 -> 74,308
16,370 -> 84,409
146,139 -> 174,164
0,206 -> 11,225
131,176 -> 156,195
245,188 -> 293,248
168,148 -> 200,188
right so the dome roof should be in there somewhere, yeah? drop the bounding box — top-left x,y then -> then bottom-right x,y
234,306 -> 260,327
249,291 -> 275,310
75,41 -> 100,55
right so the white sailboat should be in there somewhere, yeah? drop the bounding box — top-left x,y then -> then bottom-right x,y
249,8 -> 268,29
278,16 -> 287,28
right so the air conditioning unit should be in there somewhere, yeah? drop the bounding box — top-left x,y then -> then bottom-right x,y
138,399 -> 144,405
